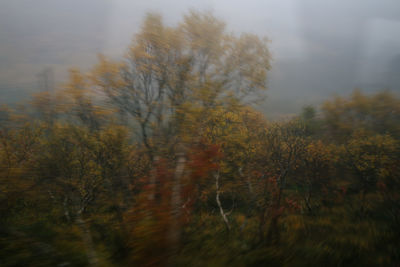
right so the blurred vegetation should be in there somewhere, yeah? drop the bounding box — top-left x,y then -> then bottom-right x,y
1,11 -> 400,267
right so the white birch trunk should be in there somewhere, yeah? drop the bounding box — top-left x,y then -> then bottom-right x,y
214,172 -> 230,230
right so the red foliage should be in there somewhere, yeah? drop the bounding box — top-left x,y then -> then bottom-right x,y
187,141 -> 222,181
124,141 -> 224,265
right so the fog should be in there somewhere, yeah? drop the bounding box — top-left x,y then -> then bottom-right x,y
1,0 -> 400,116
2,2 -> 400,265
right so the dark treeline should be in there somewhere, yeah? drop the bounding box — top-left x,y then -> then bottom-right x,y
1,11 -> 400,267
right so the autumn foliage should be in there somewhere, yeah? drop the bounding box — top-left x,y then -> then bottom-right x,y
1,10 -> 400,267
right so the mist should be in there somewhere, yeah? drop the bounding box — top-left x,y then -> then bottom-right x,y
2,2 -> 400,266
1,0 -> 400,116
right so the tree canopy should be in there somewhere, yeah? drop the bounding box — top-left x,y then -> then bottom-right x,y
1,10 -> 400,267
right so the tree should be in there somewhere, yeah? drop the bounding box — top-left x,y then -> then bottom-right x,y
322,89 -> 400,142
295,140 -> 334,213
345,131 -> 398,212
91,10 -> 270,157
90,10 -> 271,257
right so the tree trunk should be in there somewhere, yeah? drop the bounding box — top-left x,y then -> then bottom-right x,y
169,146 -> 186,253
148,156 -> 160,201
215,172 -> 231,231
76,213 -> 99,266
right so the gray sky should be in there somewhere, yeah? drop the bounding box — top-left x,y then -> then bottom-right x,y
1,0 -> 400,116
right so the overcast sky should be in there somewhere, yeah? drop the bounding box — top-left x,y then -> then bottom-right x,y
1,0 -> 400,116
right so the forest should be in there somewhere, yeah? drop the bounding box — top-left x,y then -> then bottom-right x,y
1,11 -> 400,266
